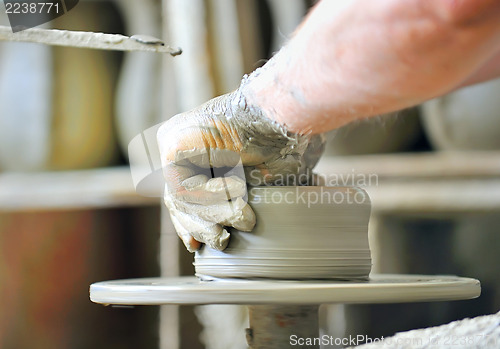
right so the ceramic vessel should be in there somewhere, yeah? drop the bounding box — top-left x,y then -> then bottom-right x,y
323,108 -> 422,156
195,186 -> 372,280
421,78 -> 500,150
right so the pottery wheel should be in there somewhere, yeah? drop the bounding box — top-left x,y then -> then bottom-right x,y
90,274 -> 480,305
90,274 -> 480,349
89,187 -> 481,348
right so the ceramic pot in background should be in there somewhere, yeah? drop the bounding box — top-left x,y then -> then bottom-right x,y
114,0 -> 166,154
421,78 -> 500,151
323,108 -> 422,156
48,2 -> 121,170
0,24 -> 52,171
0,2 -> 121,172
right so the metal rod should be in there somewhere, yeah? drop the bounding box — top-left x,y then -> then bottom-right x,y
0,25 -> 181,56
247,305 -> 320,349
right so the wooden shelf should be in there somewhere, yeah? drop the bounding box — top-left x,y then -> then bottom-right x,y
316,151 -> 500,214
315,151 -> 500,179
1,152 -> 499,213
0,167 -> 159,212
366,179 -> 500,214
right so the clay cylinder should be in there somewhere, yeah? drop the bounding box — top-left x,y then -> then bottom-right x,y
194,186 -> 372,280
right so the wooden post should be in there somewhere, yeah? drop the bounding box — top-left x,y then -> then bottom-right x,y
246,305 -> 320,349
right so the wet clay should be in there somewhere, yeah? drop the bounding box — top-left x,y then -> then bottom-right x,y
195,186 -> 372,280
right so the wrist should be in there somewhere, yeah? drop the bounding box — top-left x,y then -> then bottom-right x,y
231,80 -> 291,140
230,80 -> 314,165
240,50 -> 310,134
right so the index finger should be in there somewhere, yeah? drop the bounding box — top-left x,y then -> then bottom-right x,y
164,163 -> 247,204
157,113 -> 244,166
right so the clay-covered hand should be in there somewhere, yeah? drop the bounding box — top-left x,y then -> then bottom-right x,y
157,79 -> 325,252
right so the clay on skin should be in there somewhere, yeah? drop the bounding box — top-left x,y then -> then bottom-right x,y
157,79 -> 325,252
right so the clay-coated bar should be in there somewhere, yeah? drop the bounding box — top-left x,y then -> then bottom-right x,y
0,25 -> 182,56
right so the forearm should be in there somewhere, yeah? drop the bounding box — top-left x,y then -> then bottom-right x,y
459,48 -> 500,87
243,0 -> 500,134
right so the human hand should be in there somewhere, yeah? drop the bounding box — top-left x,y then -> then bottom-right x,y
157,80 -> 325,252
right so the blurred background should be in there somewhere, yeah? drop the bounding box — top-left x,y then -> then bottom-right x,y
0,0 -> 499,348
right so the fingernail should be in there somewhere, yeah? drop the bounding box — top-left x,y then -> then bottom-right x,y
187,237 -> 201,252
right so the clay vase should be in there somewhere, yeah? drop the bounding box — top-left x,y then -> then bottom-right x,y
421,78 -> 500,150
0,2 -> 120,171
195,186 -> 372,280
323,108 -> 422,156
0,34 -> 52,171
114,0 -> 165,154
